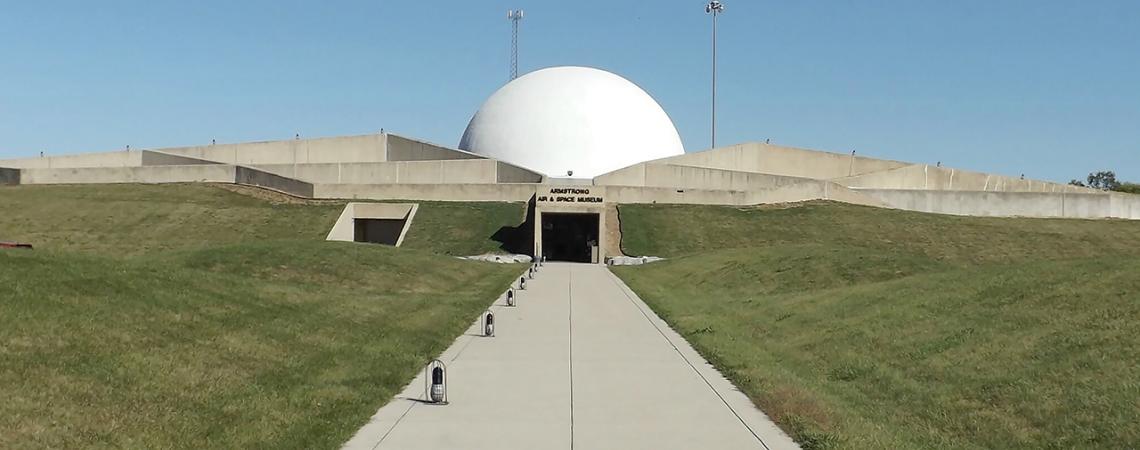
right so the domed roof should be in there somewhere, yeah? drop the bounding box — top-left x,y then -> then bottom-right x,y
459,66 -> 684,179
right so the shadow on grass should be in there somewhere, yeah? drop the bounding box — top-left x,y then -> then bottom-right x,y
490,195 -> 535,255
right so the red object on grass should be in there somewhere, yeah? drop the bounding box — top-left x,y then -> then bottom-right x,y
0,242 -> 33,249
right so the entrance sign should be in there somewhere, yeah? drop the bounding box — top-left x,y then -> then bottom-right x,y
537,187 -> 603,204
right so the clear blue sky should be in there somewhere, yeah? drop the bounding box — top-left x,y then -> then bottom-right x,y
1,1 -> 1137,182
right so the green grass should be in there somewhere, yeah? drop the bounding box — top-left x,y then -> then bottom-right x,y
0,184 -> 524,448
400,200 -> 527,256
0,184 -> 526,256
612,201 -> 1140,449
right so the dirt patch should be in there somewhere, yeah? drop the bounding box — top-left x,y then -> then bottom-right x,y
738,200 -> 833,212
210,183 -> 342,206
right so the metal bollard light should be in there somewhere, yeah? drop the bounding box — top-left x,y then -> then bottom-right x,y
506,288 -> 516,307
519,276 -> 527,290
483,310 -> 495,337
424,359 -> 448,404
528,266 -> 535,279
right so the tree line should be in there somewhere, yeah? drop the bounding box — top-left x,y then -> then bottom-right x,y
1070,171 -> 1140,194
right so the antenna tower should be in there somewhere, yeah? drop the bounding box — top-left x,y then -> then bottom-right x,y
508,9 -> 524,80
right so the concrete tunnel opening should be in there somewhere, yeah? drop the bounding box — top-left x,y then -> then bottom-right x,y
353,218 -> 407,246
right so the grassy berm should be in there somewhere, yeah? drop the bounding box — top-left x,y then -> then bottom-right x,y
0,184 -> 526,449
612,201 -> 1140,450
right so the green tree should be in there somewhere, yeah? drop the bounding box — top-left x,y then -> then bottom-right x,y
1085,171 -> 1121,190
1073,171 -> 1140,194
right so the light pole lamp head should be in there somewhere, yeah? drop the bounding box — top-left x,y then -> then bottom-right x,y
706,1 -> 725,14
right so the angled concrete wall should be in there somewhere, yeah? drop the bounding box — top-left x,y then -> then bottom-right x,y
855,189 -> 1140,219
496,162 -> 545,183
593,162 -> 646,186
836,164 -> 1095,193
386,134 -> 483,162
140,151 -> 222,166
234,166 -> 314,197
654,143 -> 911,179
743,181 -> 886,207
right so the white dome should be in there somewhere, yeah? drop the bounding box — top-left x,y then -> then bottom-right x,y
459,66 -> 684,179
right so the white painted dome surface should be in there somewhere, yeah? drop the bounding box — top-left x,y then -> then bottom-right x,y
459,66 -> 684,178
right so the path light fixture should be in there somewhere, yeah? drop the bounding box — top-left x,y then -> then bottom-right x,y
528,266 -> 535,280
425,359 -> 448,404
519,276 -> 527,290
483,310 -> 496,337
506,288 -> 516,307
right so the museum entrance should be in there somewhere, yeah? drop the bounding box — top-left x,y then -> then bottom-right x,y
541,212 -> 600,263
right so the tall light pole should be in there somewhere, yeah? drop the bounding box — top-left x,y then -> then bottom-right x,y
508,10 -> 524,80
705,1 -> 725,149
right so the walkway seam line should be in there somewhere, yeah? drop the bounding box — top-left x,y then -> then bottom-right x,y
568,266 -> 575,450
605,269 -> 773,450
369,401 -> 416,450
363,269 -> 529,449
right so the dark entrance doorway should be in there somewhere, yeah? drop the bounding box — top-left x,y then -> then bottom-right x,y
541,212 -> 599,263
354,219 -> 405,245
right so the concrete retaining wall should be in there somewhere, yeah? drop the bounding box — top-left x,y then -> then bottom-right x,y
20,165 -> 237,185
643,164 -> 824,191
158,134 -> 388,165
654,143 -> 911,179
855,189 -> 1140,219
252,159 -> 503,185
2,133 -> 485,169
314,181 -> 886,208
314,183 -> 539,202
0,151 -> 142,169
16,164 -> 313,197
1110,193 -> 1140,219
0,150 -> 221,169
0,167 -> 19,185
604,185 -> 748,206
386,134 -> 483,162
836,164 -> 1095,193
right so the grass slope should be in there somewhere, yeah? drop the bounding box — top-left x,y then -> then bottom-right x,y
613,201 -> 1140,449
0,184 -> 523,448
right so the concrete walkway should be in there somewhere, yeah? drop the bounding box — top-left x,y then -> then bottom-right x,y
343,263 -> 799,450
